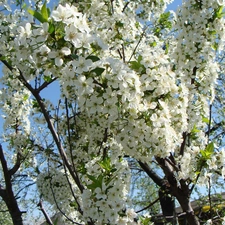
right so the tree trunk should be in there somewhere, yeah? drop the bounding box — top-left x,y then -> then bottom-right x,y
158,188 -> 174,219
0,145 -> 24,225
10,210 -> 23,225
155,157 -> 200,225
176,194 -> 200,225
0,183 -> 24,225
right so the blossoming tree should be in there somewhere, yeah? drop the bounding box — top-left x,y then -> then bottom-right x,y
0,0 -> 225,224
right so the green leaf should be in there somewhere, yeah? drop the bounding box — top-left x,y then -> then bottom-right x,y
41,1 -> 49,21
91,67 -> 105,76
211,6 -> 225,21
202,117 -> 210,123
111,168 -> 117,173
135,22 -> 140,29
86,174 -> 97,182
200,143 -> 214,159
27,8 -> 48,23
129,55 -> 145,72
53,217 -> 59,225
164,42 -> 169,54
208,30 -> 217,35
0,55 -> 6,61
98,157 -> 112,172
86,183 -> 98,190
69,201 -> 77,208
43,75 -> 52,82
200,150 -> 208,158
71,54 -> 79,60
23,94 -> 29,101
191,124 -> 200,133
32,99 -> 39,108
215,5 -> 224,19
137,55 -> 142,62
48,23 -> 55,34
27,1 -> 50,24
205,142 -> 214,154
77,162 -> 87,174
86,174 -> 104,190
115,21 -> 124,28
86,55 -> 100,62
139,216 -> 152,225
150,41 -> 157,47
197,142 -> 215,171
212,42 -> 218,50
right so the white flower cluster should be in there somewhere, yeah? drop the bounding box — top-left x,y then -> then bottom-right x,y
81,157 -> 131,224
37,168 -> 72,205
36,167 -> 82,223
0,68 -> 31,135
172,0 -> 225,179
36,164 -> 84,224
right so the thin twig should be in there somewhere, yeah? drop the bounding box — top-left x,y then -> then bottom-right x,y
122,1 -> 129,13
135,197 -> 160,213
37,200 -> 53,225
208,177 -> 213,221
47,161 -> 80,225
128,26 -> 148,62
36,78 -> 58,92
207,104 -> 212,143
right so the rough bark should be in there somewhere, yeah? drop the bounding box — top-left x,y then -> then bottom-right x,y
138,161 -> 164,187
158,188 -> 174,218
155,157 -> 200,225
37,200 -> 53,225
0,145 -> 24,225
138,160 -> 175,220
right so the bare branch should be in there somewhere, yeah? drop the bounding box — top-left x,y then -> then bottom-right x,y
138,161 -> 164,187
36,78 -> 58,93
135,197 -> 160,213
9,152 -> 22,176
122,1 -> 129,13
37,200 -> 53,225
0,145 -> 24,225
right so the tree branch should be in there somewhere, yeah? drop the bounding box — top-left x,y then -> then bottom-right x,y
135,197 -> 160,213
180,132 -> 187,156
37,200 -> 53,225
155,157 -> 200,225
36,78 -> 58,92
0,57 -> 84,193
9,152 -> 22,176
138,161 -> 164,187
0,145 -> 24,225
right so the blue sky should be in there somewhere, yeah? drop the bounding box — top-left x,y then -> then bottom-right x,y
168,0 -> 182,10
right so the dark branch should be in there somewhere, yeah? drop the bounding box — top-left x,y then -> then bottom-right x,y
180,132 -> 187,156
206,120 -> 225,135
9,152 -> 22,176
122,1 -> 129,12
0,145 -> 24,225
138,161 -> 164,187
36,78 -> 58,92
135,197 -> 160,213
37,200 -> 53,225
1,56 -> 84,193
